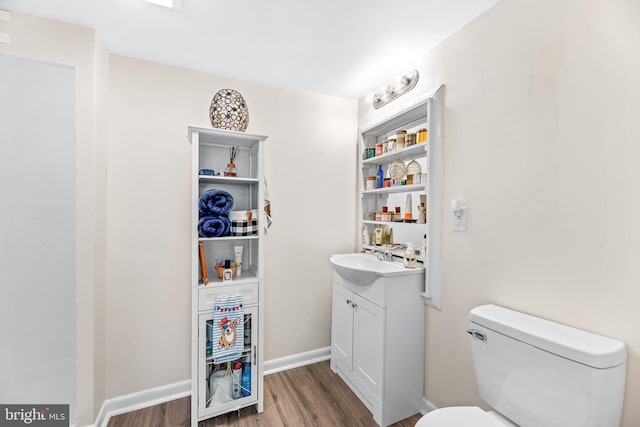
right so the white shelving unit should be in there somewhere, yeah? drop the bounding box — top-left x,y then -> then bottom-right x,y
189,126 -> 266,425
358,85 -> 444,309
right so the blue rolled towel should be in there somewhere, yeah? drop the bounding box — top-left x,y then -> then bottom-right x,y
198,215 -> 231,238
199,189 -> 234,216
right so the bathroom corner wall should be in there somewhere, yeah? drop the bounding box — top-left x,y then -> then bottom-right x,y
106,55 -> 358,398
93,34 -> 110,419
0,12 -> 109,426
358,1 -> 640,425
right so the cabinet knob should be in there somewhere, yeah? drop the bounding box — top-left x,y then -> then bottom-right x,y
351,303 -> 357,309
346,299 -> 352,305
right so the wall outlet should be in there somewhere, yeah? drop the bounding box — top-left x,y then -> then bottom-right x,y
450,199 -> 467,232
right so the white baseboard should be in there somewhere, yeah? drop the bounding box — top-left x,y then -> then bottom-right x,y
421,398 -> 437,415
264,346 -> 331,375
86,347 -> 330,427
90,379 -> 191,427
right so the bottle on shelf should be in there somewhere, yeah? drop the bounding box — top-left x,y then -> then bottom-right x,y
241,358 -> 251,397
374,227 -> 383,245
232,361 -> 242,398
404,194 -> 413,221
362,227 -> 370,246
222,259 -> 233,282
375,165 -> 384,188
418,194 -> 427,224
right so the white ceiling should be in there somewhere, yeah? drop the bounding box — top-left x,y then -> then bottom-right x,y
0,0 -> 499,99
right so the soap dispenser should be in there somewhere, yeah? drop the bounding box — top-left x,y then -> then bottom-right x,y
404,244 -> 417,268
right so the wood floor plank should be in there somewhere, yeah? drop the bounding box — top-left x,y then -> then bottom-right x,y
108,361 -> 422,427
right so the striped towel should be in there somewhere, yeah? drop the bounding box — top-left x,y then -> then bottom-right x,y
212,294 -> 244,363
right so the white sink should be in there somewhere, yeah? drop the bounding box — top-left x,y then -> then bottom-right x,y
330,252 -> 424,286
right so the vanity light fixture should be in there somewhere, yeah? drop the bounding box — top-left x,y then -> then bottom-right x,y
372,70 -> 419,109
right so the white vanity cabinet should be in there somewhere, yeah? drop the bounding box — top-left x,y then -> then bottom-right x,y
330,271 -> 425,427
189,127 -> 266,426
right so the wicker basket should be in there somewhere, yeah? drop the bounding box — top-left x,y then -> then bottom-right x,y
215,264 -> 237,279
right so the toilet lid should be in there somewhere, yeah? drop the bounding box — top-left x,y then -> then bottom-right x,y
416,407 -> 510,427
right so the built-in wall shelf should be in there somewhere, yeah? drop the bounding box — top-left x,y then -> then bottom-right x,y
362,144 -> 428,165
362,220 -> 427,228
362,183 -> 426,195
358,85 -> 443,311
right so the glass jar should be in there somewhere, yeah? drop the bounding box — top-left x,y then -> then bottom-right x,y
406,159 -> 422,182
225,163 -> 237,177
386,137 -> 396,152
395,130 -> 407,149
365,176 -> 376,190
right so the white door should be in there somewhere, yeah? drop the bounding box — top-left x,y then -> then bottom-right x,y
0,55 -> 76,423
331,283 -> 354,371
352,294 -> 385,399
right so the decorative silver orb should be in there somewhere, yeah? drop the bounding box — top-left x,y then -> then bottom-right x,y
209,89 -> 249,132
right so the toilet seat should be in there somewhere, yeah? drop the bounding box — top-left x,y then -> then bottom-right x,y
415,406 -> 513,427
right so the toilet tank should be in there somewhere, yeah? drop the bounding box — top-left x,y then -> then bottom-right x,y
469,305 -> 627,427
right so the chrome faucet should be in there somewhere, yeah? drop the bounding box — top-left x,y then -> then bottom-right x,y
376,249 -> 393,261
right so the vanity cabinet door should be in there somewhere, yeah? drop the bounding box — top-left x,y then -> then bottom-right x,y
331,283 -> 354,371
352,294 -> 385,399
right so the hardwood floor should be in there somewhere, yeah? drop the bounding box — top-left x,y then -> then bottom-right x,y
108,361 -> 422,427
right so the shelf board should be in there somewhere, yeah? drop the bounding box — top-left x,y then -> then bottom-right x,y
199,235 -> 259,242
362,183 -> 426,195
362,143 -> 428,165
363,220 -> 428,228
188,126 -> 267,148
198,271 -> 258,287
206,345 -> 253,363
199,175 -> 259,185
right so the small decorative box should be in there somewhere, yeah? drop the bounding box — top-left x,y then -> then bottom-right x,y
231,219 -> 258,236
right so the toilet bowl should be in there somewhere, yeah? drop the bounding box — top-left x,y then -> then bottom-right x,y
415,407 -> 513,427
414,304 -> 627,427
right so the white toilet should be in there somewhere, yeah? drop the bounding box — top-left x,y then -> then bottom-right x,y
416,304 -> 627,427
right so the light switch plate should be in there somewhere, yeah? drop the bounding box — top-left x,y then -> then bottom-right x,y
0,32 -> 10,44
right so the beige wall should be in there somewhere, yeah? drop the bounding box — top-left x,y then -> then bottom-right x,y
0,12 -> 107,425
106,55 -> 357,397
359,0 -> 640,425
93,35 -> 110,417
